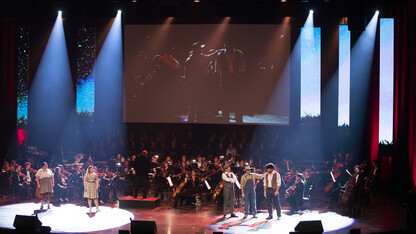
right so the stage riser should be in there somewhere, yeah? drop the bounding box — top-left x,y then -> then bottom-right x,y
119,197 -> 160,209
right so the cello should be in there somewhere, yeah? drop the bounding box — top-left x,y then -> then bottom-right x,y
340,176 -> 355,205
212,181 -> 223,201
340,162 -> 365,205
172,178 -> 187,198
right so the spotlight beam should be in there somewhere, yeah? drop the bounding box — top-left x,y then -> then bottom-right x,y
28,12 -> 74,151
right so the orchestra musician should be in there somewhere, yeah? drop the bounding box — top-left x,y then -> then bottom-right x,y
240,165 -> 264,219
22,162 -> 37,199
303,168 -> 315,198
346,164 -> 366,217
54,166 -> 69,203
11,165 -> 26,200
222,164 -> 238,218
102,166 -> 118,203
285,173 -> 305,214
154,167 -> 169,200
173,170 -> 201,207
264,163 -> 282,220
0,161 -> 12,196
173,171 -> 189,207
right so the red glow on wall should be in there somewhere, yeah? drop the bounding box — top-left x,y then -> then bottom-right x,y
17,129 -> 26,146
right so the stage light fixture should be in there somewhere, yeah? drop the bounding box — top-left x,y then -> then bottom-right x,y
118,10 -> 122,14
310,10 -> 314,14
376,10 -> 380,15
58,10 -> 62,15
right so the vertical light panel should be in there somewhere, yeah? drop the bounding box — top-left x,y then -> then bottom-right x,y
379,18 -> 394,143
17,25 -> 30,126
300,27 -> 321,123
338,25 -> 351,127
76,26 -> 96,114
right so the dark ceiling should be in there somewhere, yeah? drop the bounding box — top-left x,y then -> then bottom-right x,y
0,0 -> 407,24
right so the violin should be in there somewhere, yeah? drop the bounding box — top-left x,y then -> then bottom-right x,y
18,172 -> 27,178
18,172 -> 31,186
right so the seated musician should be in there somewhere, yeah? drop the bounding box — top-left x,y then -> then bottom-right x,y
173,172 -> 190,207
1,162 -> 12,196
22,162 -> 37,198
303,168 -> 315,198
100,166 -> 116,203
285,173 -> 305,214
346,164 -> 366,217
173,171 -> 200,207
11,165 -> 27,200
154,167 -> 169,200
54,166 -> 70,202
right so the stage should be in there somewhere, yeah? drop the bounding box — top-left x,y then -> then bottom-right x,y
0,202 -> 134,233
0,194 -> 408,233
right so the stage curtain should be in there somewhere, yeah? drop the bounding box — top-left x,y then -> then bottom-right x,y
0,19 -> 17,163
392,3 -> 416,189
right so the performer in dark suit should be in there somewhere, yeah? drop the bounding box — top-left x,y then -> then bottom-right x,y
22,162 -> 37,198
133,150 -> 151,199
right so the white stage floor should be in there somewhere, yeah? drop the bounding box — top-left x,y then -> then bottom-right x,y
0,202 -> 134,233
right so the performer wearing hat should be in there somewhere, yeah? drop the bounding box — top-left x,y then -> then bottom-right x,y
222,164 -> 238,218
240,165 -> 264,218
264,163 -> 282,220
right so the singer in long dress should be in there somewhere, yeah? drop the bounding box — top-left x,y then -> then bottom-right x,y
84,165 -> 100,212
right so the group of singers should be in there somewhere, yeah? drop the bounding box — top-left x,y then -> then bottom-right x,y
221,162 -> 306,219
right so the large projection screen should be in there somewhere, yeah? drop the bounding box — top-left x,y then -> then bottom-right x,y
124,24 -> 290,124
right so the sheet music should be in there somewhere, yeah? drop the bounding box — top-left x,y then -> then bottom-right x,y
167,176 -> 173,187
204,180 -> 211,190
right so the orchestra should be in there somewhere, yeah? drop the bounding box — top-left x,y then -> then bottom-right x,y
0,148 -> 379,220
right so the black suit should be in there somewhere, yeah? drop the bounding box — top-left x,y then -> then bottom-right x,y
286,180 -> 305,212
21,169 -> 36,198
133,154 -> 151,198
11,171 -> 27,199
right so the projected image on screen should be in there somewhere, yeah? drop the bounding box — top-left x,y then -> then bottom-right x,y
379,18 -> 394,143
300,27 -> 321,126
338,25 -> 350,128
124,24 -> 290,124
76,26 -> 96,115
17,25 -> 30,126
